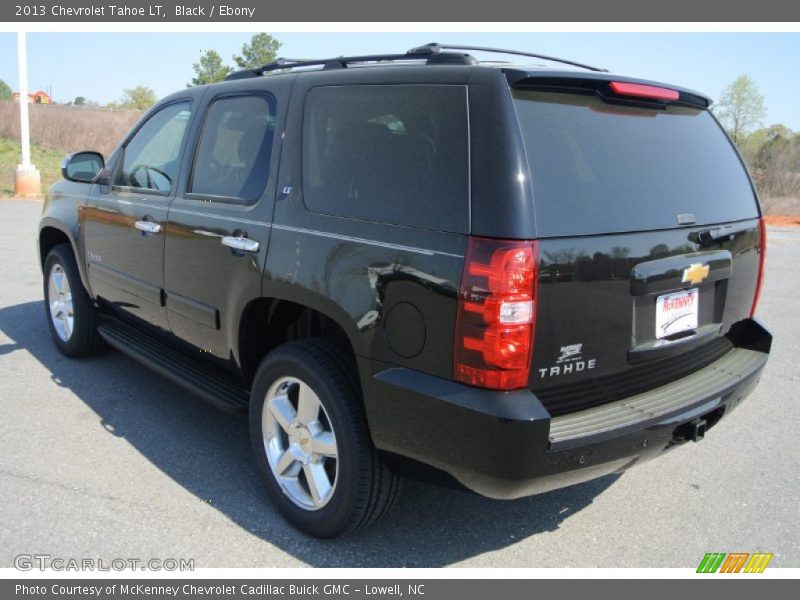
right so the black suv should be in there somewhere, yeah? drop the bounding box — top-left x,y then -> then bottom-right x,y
39,44 -> 771,537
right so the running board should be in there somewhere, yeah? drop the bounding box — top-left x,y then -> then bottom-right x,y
97,319 -> 249,413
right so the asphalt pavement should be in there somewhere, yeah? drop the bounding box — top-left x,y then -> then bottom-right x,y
0,199 -> 797,568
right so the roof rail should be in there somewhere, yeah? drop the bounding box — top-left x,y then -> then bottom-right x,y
407,43 -> 608,72
225,50 -> 478,81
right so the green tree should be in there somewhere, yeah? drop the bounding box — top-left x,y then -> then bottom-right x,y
73,96 -> 86,106
233,33 -> 282,69
714,75 -> 767,145
0,78 -> 12,101
755,126 -> 800,197
119,85 -> 157,110
189,49 -> 231,86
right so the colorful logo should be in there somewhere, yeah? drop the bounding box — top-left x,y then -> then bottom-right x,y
697,552 -> 773,573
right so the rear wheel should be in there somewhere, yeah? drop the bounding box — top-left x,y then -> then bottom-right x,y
43,244 -> 104,357
249,339 -> 401,537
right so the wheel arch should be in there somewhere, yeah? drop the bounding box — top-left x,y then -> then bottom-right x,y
238,295 -> 362,389
38,220 -> 91,292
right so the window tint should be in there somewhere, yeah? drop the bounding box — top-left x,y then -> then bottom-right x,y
190,95 -> 277,202
303,85 -> 469,232
115,101 -> 192,194
512,90 -> 759,237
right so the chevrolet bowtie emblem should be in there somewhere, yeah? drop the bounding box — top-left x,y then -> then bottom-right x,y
682,263 -> 710,285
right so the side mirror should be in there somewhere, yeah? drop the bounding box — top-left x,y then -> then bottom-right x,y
61,151 -> 105,183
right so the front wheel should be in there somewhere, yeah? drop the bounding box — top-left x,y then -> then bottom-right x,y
43,244 -> 104,357
249,339 -> 401,537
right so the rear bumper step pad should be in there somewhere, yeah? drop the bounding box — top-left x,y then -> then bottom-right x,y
549,346 -> 767,447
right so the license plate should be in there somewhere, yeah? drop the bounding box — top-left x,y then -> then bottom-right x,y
656,288 -> 699,339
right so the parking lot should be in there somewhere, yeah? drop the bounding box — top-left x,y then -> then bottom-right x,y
0,198 -> 798,568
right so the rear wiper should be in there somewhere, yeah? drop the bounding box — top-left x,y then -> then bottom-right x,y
689,222 -> 756,245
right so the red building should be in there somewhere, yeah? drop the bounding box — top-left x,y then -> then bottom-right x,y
12,90 -> 51,104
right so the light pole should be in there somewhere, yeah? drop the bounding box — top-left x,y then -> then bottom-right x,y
14,31 -> 41,197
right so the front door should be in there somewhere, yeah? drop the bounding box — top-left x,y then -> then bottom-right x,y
164,91 -> 282,362
84,100 -> 195,331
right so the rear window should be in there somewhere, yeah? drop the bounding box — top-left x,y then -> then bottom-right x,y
303,85 -> 469,232
512,90 -> 759,237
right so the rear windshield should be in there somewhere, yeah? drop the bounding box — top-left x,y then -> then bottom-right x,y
512,90 -> 759,237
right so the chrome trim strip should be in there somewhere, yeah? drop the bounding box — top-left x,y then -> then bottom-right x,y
169,207 -> 269,227
272,224 -> 463,258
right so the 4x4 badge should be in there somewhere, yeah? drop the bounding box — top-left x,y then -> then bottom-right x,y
682,263 -> 710,285
557,344 -> 583,363
539,342 -> 597,379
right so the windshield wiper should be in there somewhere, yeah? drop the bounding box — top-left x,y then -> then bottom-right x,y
689,222 -> 756,245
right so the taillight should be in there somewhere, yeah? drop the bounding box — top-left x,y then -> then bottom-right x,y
750,217 -> 767,317
454,237 -> 538,390
609,81 -> 680,102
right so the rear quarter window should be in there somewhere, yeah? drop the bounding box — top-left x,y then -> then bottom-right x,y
302,85 -> 470,232
512,90 -> 759,237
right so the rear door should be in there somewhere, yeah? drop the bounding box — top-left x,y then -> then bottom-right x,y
84,99 -> 195,331
164,88 -> 283,364
511,85 -> 763,415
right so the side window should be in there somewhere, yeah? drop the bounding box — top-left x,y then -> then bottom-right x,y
302,85 -> 469,232
114,101 -> 192,194
189,94 -> 277,203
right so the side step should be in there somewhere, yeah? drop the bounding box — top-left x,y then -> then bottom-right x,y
97,319 -> 249,413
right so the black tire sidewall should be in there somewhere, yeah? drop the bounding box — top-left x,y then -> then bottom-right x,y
249,343 -> 369,538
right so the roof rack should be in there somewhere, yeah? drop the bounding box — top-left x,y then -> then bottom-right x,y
407,43 -> 608,72
223,42 -> 607,82
224,50 -> 477,81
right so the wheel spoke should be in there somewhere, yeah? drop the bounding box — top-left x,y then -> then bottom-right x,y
52,270 -> 64,294
61,312 -> 72,337
268,395 -> 297,433
311,431 -> 337,458
50,299 -> 61,316
303,462 -> 332,507
275,448 -> 300,476
295,382 -> 320,425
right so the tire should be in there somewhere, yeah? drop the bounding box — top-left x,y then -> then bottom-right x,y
43,244 -> 104,358
249,338 -> 402,537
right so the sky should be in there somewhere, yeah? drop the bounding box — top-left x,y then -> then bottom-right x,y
0,32 -> 798,130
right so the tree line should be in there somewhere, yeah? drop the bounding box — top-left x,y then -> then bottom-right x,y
713,75 -> 799,199
189,33 -> 281,86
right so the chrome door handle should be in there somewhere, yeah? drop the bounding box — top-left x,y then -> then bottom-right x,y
134,220 -> 162,234
221,236 -> 259,253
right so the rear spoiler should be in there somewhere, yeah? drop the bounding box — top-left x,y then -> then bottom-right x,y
503,70 -> 711,109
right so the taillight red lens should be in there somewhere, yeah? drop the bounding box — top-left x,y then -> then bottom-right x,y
750,217 -> 767,317
455,237 -> 538,390
609,81 -> 680,102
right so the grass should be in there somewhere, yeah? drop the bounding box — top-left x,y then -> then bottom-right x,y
761,195 -> 800,216
0,137 -> 64,197
0,101 -> 140,157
